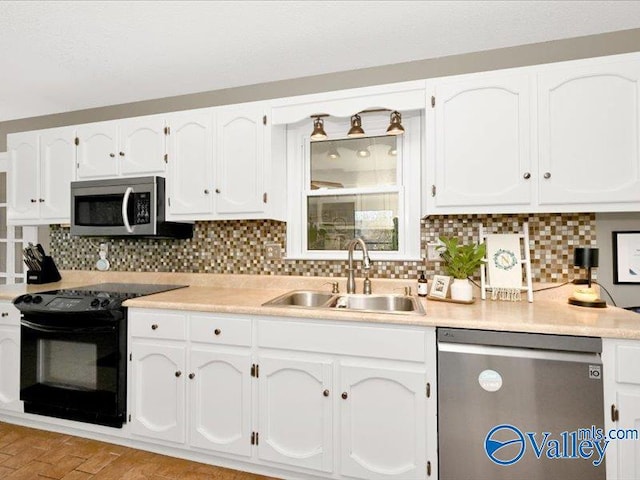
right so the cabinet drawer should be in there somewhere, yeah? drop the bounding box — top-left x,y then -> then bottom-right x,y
0,302 -> 20,327
190,314 -> 252,347
616,344 -> 640,385
130,310 -> 187,340
258,319 -> 426,362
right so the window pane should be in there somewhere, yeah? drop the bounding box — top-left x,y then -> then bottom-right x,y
15,227 -> 22,239
0,172 -> 6,203
307,193 -> 399,251
16,277 -> 24,284
0,243 -> 5,271
0,278 -> 6,285
310,135 -> 398,190
0,207 -> 6,237
15,243 -> 24,273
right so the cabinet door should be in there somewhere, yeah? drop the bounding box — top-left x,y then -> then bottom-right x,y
616,390 -> 640,479
189,348 -> 252,457
340,363 -> 426,480
119,116 -> 167,176
76,121 -> 118,179
166,110 -> 214,217
215,104 -> 265,215
39,127 -> 76,222
538,59 -> 640,206
0,327 -> 21,412
258,355 -> 333,473
432,74 -> 531,210
130,341 -> 186,444
7,132 -> 39,222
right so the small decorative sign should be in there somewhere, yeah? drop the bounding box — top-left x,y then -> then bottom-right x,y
429,275 -> 451,298
613,231 -> 640,284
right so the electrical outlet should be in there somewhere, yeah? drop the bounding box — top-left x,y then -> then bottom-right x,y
426,241 -> 443,262
265,243 -> 282,260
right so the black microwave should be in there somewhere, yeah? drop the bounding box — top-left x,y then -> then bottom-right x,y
70,176 -> 192,238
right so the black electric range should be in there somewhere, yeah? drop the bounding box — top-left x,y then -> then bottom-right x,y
14,282 -> 187,316
13,283 -> 187,428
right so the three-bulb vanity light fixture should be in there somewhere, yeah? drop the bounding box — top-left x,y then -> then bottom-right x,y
310,109 -> 405,141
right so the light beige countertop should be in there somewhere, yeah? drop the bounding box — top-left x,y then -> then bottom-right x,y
2,270 -> 639,339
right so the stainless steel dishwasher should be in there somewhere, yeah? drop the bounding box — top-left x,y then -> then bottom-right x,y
438,328 -> 605,480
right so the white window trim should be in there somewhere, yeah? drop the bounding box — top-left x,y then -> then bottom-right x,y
286,113 -> 422,261
0,151 -> 38,284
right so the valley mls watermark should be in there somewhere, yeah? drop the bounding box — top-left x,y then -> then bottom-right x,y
484,424 -> 639,467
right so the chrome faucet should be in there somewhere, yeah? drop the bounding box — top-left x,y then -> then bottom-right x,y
346,237 -> 372,294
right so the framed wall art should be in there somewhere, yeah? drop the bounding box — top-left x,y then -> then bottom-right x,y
612,231 -> 640,284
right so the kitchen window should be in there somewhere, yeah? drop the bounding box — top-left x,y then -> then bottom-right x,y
286,112 -> 421,260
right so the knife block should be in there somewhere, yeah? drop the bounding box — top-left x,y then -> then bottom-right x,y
27,256 -> 62,284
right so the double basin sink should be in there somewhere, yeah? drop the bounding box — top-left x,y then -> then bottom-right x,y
263,290 -> 425,315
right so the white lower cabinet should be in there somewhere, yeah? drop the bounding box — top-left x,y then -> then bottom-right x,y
258,355 -> 333,472
0,302 -> 21,413
340,363 -> 426,480
603,338 -> 640,480
130,341 -> 186,443
128,309 -> 435,479
189,348 -> 252,457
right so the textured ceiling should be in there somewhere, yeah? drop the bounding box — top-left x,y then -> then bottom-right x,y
1,0 -> 640,122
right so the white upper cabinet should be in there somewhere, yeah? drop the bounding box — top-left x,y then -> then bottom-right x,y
537,57 -> 640,208
166,109 -> 214,217
426,72 -> 532,213
215,103 -> 265,216
76,116 -> 166,180
7,132 -> 39,222
423,52 -> 640,215
76,121 -> 118,179
8,127 -> 76,225
165,102 -> 285,221
39,127 -> 76,222
119,116 -> 167,176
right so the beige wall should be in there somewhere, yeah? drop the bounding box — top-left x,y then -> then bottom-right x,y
1,27 -> 640,151
595,213 -> 640,308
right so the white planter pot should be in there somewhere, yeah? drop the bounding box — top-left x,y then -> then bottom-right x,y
450,278 -> 473,302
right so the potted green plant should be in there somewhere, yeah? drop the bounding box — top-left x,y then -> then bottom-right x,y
437,237 -> 486,301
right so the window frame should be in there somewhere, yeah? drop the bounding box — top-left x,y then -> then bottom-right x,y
286,112 -> 422,261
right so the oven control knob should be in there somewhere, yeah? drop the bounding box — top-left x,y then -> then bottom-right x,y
90,299 -> 100,307
32,296 -> 43,304
22,295 -> 33,303
100,299 -> 110,308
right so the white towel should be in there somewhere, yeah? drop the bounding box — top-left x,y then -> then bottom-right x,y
486,234 -> 522,301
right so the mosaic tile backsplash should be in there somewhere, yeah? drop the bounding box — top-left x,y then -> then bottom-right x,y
49,213 -> 596,282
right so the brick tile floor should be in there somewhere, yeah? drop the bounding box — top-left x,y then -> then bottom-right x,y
0,422 -> 278,479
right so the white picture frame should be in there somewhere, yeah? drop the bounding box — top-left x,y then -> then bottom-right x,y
430,275 -> 451,298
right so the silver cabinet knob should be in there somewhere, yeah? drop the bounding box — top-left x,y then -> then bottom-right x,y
523,172 -> 531,179
544,172 -> 551,179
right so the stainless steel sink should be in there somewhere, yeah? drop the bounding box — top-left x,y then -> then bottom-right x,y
262,290 -> 425,315
330,294 -> 423,313
262,290 -> 335,308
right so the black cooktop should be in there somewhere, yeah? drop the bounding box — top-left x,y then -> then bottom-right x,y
14,283 -> 188,315
42,283 -> 188,299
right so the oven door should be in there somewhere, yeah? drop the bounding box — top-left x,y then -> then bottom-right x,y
71,181 -> 157,236
20,313 -> 126,427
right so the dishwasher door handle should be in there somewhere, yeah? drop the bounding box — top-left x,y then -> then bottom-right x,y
438,342 -> 602,364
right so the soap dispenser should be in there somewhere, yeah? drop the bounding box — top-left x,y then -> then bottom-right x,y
418,271 -> 428,297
